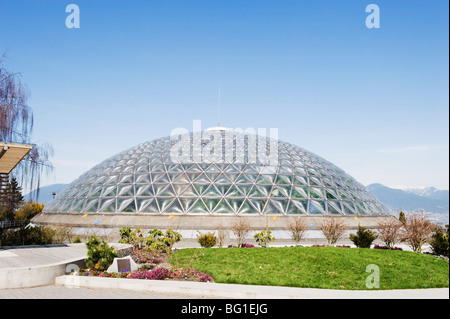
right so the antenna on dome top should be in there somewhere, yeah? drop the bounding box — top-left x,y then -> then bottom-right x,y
217,83 -> 221,126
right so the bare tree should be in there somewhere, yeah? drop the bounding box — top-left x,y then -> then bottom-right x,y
376,217 -> 403,248
230,218 -> 251,247
402,212 -> 436,253
287,217 -> 309,245
0,56 -> 53,199
319,217 -> 348,245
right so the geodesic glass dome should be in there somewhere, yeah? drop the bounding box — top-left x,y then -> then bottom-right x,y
45,129 -> 389,216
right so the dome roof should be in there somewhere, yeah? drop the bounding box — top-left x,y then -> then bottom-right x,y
45,130 -> 389,216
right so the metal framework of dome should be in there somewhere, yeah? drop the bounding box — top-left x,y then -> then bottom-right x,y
45,129 -> 389,216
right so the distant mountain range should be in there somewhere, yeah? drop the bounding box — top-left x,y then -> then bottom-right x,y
25,183 -> 449,216
24,184 -> 69,204
366,183 -> 449,214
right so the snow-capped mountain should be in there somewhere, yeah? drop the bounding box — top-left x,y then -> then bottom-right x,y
389,186 -> 449,202
366,184 -> 449,214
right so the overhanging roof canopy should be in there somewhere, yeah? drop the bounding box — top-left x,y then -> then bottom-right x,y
0,142 -> 32,174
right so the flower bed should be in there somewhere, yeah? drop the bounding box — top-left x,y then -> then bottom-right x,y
76,247 -> 214,283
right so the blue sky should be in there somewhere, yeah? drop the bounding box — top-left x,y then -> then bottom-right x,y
0,0 -> 448,190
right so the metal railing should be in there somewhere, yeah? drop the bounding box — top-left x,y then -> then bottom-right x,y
0,220 -> 24,229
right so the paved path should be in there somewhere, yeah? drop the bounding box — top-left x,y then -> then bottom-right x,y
0,284 -> 209,299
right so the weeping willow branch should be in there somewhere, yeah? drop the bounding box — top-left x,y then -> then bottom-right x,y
1,57 -> 53,201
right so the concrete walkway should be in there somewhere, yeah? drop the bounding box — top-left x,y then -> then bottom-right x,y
55,275 -> 449,299
0,243 -> 129,288
0,284 -> 210,299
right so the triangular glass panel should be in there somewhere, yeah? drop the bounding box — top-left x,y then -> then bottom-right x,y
149,163 -> 165,172
205,172 -> 220,183
327,201 -> 342,215
189,199 -> 209,214
212,199 -> 233,214
83,199 -> 99,213
178,197 -> 198,212
356,202 -> 367,215
99,199 -> 116,213
248,186 -> 264,198
202,185 -> 220,197
270,187 -> 285,198
156,197 -> 175,213
88,186 -> 102,197
234,174 -> 248,184
153,184 -> 170,196
180,185 -> 198,197
286,202 -> 306,214
164,198 -> 184,214
248,198 -> 265,213
135,165 -> 149,173
243,173 -> 258,184
310,188 -> 325,199
293,175 -> 308,186
309,177 -> 321,186
216,184 -> 232,196
275,175 -> 291,185
237,184 -> 253,197
70,199 -> 85,212
140,200 -> 160,213
215,173 -> 230,184
135,184 -> 154,196
105,175 -> 119,185
135,173 -> 150,184
326,189 -> 339,200
257,185 -> 273,197
292,186 -> 308,199
136,198 -> 153,212
205,164 -> 220,173
203,198 -> 221,213
225,198 -> 244,213
171,172 -> 190,184
274,185 -> 291,197
256,174 -> 272,185
118,185 -> 134,197
309,200 -> 326,215
101,185 -> 117,197
269,199 -> 289,214
237,200 -> 256,214
192,184 -> 209,196
342,202 -> 357,215
264,200 -> 283,214
119,174 -> 133,184
226,185 -> 242,197
166,163 -> 183,172
194,173 -> 211,184
117,198 -> 136,213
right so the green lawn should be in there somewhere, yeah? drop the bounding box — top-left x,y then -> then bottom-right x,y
170,246 -> 449,290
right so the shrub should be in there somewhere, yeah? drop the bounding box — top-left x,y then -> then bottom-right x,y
197,232 -> 217,248
402,212 -> 435,253
429,225 -> 449,257
72,236 -> 82,243
349,226 -> 378,248
287,217 -> 308,245
0,225 -> 54,246
146,228 -> 182,253
253,230 -> 275,248
14,201 -> 44,222
376,217 -> 403,248
319,217 -> 348,245
85,236 -> 117,271
231,218 -> 251,248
